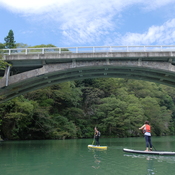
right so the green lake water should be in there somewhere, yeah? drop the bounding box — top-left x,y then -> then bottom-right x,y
0,136 -> 175,175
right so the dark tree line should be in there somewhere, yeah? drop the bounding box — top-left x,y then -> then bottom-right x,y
0,79 -> 174,140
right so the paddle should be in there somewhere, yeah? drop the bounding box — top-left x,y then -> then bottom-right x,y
92,127 -> 96,145
92,136 -> 95,145
152,144 -> 157,151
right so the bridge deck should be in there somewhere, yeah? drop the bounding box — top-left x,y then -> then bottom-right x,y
0,46 -> 175,103
1,51 -> 175,77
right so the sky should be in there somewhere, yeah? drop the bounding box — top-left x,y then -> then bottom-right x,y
0,0 -> 175,47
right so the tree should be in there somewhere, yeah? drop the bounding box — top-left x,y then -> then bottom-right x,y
4,30 -> 16,48
140,96 -> 172,136
0,54 -> 11,71
0,31 -> 13,75
0,96 -> 36,139
16,43 -> 30,48
0,43 -> 5,49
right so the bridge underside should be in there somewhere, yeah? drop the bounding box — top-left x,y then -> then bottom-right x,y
0,58 -> 175,103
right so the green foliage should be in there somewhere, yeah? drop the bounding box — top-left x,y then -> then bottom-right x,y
0,53 -> 11,71
0,60 -> 11,70
0,43 -> 5,49
4,30 -> 16,48
93,78 -> 120,96
0,75 -> 175,139
29,44 -> 56,48
0,96 -> 36,139
16,43 -> 30,48
82,87 -> 104,117
49,115 -> 77,139
28,44 -> 69,53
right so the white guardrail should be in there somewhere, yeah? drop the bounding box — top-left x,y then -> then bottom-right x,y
2,46 -> 175,55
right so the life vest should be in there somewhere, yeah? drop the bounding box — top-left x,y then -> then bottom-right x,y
145,124 -> 151,133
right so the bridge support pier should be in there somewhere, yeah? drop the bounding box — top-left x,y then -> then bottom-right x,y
3,66 -> 11,87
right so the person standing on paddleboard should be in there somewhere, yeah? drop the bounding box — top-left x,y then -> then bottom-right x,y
94,127 -> 100,146
139,121 -> 153,151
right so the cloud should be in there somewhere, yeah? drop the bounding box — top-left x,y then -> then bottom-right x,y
114,19 -> 175,45
0,0 -> 72,14
142,0 -> 175,11
0,0 -> 125,44
1,0 -> 175,45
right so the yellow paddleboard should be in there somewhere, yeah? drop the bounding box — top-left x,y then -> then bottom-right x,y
88,145 -> 107,150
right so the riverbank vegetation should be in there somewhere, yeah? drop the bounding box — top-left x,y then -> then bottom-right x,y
0,78 -> 175,140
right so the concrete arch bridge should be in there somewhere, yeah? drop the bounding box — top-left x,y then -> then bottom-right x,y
0,45 -> 175,103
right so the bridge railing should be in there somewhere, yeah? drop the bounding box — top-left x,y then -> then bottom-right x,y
2,45 -> 175,55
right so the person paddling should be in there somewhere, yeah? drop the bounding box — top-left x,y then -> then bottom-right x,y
139,121 -> 153,151
94,127 -> 100,146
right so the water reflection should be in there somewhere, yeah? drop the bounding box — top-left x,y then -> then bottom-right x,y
124,153 -> 175,164
124,154 -> 156,174
146,156 -> 155,175
124,153 -> 175,175
88,148 -> 107,170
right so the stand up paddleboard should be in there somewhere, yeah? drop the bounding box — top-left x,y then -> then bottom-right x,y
123,148 -> 175,155
88,145 -> 107,150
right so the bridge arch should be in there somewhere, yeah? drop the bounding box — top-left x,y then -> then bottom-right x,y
0,46 -> 175,103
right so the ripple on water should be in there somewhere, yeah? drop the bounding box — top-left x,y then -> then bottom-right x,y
87,145 -> 175,175
124,153 -> 175,163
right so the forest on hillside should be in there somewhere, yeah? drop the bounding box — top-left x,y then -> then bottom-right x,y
0,30 -> 175,140
0,78 -> 175,140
